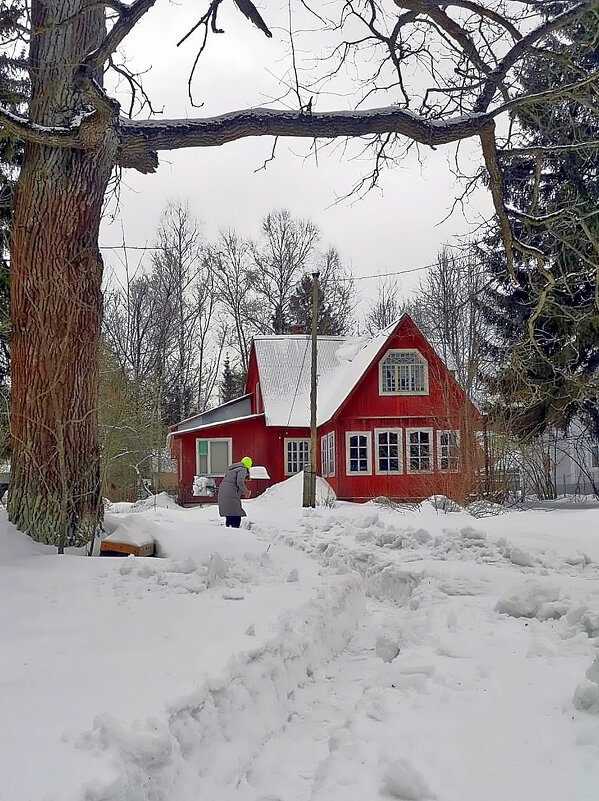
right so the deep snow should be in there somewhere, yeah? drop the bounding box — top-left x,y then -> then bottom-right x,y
1,477 -> 598,800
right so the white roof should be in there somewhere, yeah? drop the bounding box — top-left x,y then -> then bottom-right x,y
254,322 -> 399,427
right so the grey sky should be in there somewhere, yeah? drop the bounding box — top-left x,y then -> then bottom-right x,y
100,1 -> 493,308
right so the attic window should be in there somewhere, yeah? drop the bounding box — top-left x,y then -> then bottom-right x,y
379,349 -> 428,395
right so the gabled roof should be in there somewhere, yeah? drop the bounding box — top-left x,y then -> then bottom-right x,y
253,319 -> 403,427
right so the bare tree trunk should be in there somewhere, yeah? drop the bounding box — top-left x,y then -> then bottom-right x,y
8,0 -> 112,547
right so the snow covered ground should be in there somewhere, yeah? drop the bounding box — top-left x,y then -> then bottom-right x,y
1,477 -> 598,801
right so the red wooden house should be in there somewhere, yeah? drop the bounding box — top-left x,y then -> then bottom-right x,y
169,315 -> 481,504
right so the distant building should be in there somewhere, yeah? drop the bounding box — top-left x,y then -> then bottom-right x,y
169,315 -> 482,504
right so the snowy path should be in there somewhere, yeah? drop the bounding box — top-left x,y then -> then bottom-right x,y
228,502 -> 599,801
232,578 -> 598,801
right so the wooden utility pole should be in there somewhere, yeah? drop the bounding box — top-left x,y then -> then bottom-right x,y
302,271 -> 319,508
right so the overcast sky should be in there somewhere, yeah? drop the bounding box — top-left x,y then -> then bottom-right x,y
100,1 -> 493,310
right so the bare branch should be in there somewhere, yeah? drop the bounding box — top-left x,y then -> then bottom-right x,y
232,0 -> 272,38
474,0 -> 599,111
479,122 -> 515,280
120,104 -> 492,161
83,0 -> 158,72
0,104 -> 82,148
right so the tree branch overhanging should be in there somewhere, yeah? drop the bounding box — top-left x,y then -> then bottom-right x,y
0,104 -> 83,148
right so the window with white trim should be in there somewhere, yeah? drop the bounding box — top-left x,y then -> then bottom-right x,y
195,438 -> 232,476
591,444 -> 599,469
375,428 -> 402,474
285,439 -> 310,475
406,428 -> 433,473
321,432 -> 336,477
379,349 -> 428,395
345,432 -> 372,475
437,430 -> 460,471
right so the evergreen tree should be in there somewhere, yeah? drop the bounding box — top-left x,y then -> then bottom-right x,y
287,248 -> 355,335
481,7 -> 599,437
220,356 -> 246,404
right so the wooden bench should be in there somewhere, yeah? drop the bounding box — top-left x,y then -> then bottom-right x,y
100,539 -> 155,557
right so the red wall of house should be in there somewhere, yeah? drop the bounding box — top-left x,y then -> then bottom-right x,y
316,318 -> 480,502
173,415 -> 311,503
337,319 -> 471,424
320,417 -> 475,502
245,350 -> 261,415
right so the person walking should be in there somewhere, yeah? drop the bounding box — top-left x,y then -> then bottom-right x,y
217,456 -> 252,528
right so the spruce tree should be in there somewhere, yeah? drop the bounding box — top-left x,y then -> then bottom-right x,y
220,356 -> 246,404
287,249 -> 355,335
481,7 -> 599,437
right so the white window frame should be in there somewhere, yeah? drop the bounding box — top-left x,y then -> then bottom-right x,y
437,429 -> 460,472
590,444 -> 599,470
378,349 -> 429,396
406,428 -> 434,474
284,438 -> 310,476
321,431 -> 336,477
195,437 -> 232,476
374,428 -> 403,475
345,431 -> 372,476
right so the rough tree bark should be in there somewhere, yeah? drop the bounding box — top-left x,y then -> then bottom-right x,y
9,0 -> 113,548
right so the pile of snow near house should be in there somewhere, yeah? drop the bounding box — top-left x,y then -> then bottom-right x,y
1,475 -> 599,801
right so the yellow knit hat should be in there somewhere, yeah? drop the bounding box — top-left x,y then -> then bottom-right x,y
241,456 -> 252,470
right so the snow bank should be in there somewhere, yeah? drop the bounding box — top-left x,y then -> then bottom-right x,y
78,573 -> 364,801
253,470 -> 336,508
0,507 -> 364,801
102,515 -> 158,547
573,652 -> 599,714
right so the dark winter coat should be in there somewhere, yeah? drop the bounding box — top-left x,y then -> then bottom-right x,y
217,462 -> 249,517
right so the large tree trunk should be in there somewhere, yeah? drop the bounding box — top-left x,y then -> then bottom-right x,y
8,0 -> 112,548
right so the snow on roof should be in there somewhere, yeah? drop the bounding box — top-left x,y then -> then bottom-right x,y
170,413 -> 264,437
255,320 -> 400,427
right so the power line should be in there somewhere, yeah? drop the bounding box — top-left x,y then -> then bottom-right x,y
99,244 -> 482,282
100,244 -> 160,250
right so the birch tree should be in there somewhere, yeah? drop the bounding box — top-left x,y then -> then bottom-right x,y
150,202 -> 220,423
251,209 -> 320,334
365,277 -> 404,336
406,248 -> 490,402
203,230 -> 256,374
3,0 -> 598,544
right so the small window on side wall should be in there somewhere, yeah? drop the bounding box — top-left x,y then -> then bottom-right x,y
196,438 -> 232,476
321,432 -> 335,477
379,349 -> 428,395
285,439 -> 310,475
